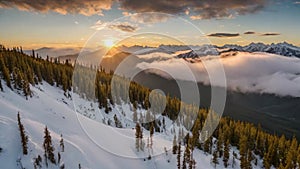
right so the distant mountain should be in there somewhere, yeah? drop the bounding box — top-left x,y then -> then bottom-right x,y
177,42 -> 300,58
24,47 -> 92,59
177,44 -> 218,59
222,42 -> 300,57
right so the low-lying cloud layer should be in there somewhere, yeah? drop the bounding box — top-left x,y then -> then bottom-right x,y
136,52 -> 300,97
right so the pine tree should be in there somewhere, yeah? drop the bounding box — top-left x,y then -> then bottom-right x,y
182,157 -> 187,169
183,142 -> 191,169
139,128 -> 144,151
17,112 -> 28,155
23,79 -> 31,99
135,123 -> 141,151
150,122 -> 154,147
58,152 -> 61,164
177,142 -> 181,169
162,117 -> 166,131
113,114 -> 122,128
217,129 -> 223,158
32,49 -> 35,58
212,150 -> 219,168
60,134 -> 64,152
232,151 -> 237,168
34,155 -> 42,169
223,140 -> 230,168
0,57 -> 11,88
0,79 -> 3,91
239,134 -> 250,169
132,103 -> 138,123
191,118 -> 200,148
43,126 -> 56,164
173,134 -> 178,154
263,145 -> 272,169
285,137 -> 298,169
204,137 -> 212,154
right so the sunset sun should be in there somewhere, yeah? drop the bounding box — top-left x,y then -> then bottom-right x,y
103,39 -> 114,48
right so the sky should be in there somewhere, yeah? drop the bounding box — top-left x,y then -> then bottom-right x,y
0,0 -> 300,49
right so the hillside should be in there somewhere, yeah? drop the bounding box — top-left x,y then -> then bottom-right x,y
0,46 -> 300,169
1,80 -> 244,169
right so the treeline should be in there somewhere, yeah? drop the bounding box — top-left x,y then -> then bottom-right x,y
1,45 -> 300,168
0,45 -> 72,98
199,117 -> 300,168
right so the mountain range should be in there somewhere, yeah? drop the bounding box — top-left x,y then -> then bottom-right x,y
177,42 -> 300,59
28,42 -> 300,60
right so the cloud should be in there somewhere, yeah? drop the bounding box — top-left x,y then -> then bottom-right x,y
124,12 -> 171,24
0,0 -> 112,16
0,0 -> 267,19
108,22 -> 138,32
294,1 -> 300,4
119,0 -> 267,20
244,31 -> 256,35
90,20 -> 107,30
91,20 -> 138,32
261,32 -> 281,36
207,33 -> 240,38
135,51 -> 300,97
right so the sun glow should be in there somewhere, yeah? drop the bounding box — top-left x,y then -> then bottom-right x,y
103,39 -> 114,48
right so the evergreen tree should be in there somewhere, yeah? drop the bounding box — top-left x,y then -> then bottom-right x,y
17,112 -> 28,155
139,128 -> 144,151
204,137 -> 212,154
177,142 -> 181,169
60,134 -> 64,152
285,137 -> 298,169
135,123 -> 141,151
150,122 -> 154,147
239,134 -> 251,169
216,129 -> 223,158
113,114 -> 122,128
232,151 -> 237,168
0,78 -> 3,91
183,141 -> 191,169
32,49 -> 35,58
223,140 -> 230,168
0,57 -> 11,88
23,79 -> 31,99
162,117 -> 166,131
212,150 -> 219,168
43,126 -> 56,164
33,155 -> 42,169
173,134 -> 178,154
58,152 -> 61,164
132,103 -> 138,123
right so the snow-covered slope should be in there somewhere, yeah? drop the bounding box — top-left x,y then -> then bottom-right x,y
0,81 -> 254,169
